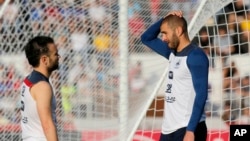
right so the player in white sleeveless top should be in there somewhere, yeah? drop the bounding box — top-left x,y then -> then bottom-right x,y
20,36 -> 60,141
141,11 -> 209,141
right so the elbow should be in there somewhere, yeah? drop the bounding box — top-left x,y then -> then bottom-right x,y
140,33 -> 148,45
140,33 -> 145,43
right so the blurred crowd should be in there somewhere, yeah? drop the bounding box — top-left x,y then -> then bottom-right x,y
0,0 -> 250,128
0,0 -> 165,125
192,0 -> 250,125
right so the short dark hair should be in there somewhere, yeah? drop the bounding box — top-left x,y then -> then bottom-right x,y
24,36 -> 54,67
162,15 -> 188,36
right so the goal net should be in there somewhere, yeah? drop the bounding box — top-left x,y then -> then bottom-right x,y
0,0 -> 249,141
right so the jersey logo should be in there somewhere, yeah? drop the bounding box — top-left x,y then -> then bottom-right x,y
165,96 -> 176,103
168,71 -> 173,79
174,59 -> 181,69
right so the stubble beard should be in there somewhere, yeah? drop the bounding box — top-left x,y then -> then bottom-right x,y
48,62 -> 59,73
170,33 -> 180,50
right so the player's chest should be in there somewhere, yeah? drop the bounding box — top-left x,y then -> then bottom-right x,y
168,56 -> 190,79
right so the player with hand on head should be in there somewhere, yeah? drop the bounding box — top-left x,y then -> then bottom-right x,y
20,36 -> 60,141
141,10 -> 209,141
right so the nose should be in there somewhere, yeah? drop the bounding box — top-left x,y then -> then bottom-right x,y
161,35 -> 167,42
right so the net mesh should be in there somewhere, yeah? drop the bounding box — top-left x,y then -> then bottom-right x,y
0,0 -> 249,141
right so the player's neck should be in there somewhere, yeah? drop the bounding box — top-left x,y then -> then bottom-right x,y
33,67 -> 51,78
177,38 -> 190,52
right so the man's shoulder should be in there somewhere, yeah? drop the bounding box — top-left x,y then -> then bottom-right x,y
189,44 -> 207,56
187,45 -> 209,66
33,81 -> 51,89
31,81 -> 52,98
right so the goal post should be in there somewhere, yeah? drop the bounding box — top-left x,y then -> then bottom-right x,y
118,0 -> 129,140
1,0 -> 250,141
188,0 -> 233,39
0,0 -> 10,18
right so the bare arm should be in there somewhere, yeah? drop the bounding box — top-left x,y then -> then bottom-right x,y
31,81 -> 58,141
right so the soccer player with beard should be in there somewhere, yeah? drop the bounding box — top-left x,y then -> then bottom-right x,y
20,36 -> 60,141
141,11 -> 209,141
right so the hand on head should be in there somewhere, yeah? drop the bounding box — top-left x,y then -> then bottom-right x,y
166,10 -> 183,18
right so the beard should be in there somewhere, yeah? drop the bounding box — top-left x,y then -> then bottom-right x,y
48,62 -> 59,72
168,33 -> 180,50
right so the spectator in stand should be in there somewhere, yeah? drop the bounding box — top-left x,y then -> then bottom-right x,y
241,75 -> 250,107
76,73 -> 91,99
222,60 -> 240,92
1,0 -> 19,29
225,0 -> 249,20
216,0 -> 247,24
226,12 -> 246,54
241,75 -> 250,94
239,10 -> 250,53
235,106 -> 250,124
213,25 -> 235,65
73,72 -> 94,118
216,1 -> 248,54
221,61 -> 242,126
10,108 -> 21,124
60,82 -> 76,119
44,0 -> 60,21
150,0 -> 161,22
30,1 -> 45,31
68,62 -> 86,84
4,0 -> 19,23
69,19 -> 90,57
128,61 -> 146,94
128,11 -> 146,52
95,59 -> 105,88
221,100 -> 238,125
1,65 -> 14,97
0,109 -> 9,125
110,29 -> 119,58
129,61 -> 142,84
93,20 -> 113,70
88,0 -> 107,29
193,27 -> 215,68
128,1 -> 142,20
0,78 -> 5,98
0,63 -> 4,79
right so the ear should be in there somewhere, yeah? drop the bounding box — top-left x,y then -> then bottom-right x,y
176,26 -> 183,37
41,55 -> 48,65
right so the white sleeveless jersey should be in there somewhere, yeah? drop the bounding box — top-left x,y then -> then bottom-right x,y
20,71 -> 57,139
162,53 -> 195,134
